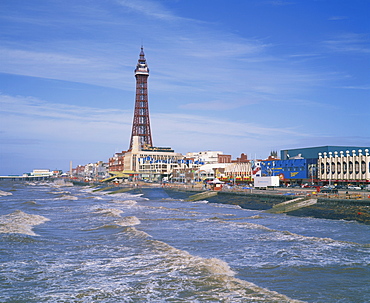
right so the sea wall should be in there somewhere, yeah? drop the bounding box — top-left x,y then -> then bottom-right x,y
163,188 -> 370,225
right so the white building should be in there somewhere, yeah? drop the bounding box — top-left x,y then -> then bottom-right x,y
186,151 -> 223,164
223,162 -> 252,182
31,169 -> 53,177
318,149 -> 370,184
124,136 -> 183,181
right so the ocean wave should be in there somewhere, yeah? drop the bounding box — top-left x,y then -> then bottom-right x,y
145,239 -> 303,302
22,200 -> 37,205
86,224 -> 122,231
125,226 -> 152,238
54,195 -> 78,201
191,199 -> 208,204
53,179 -> 73,187
0,210 -> 49,236
0,190 -> 13,197
85,216 -> 141,231
112,199 -> 137,206
221,219 -> 365,247
49,190 -> 71,195
93,208 -> 123,217
209,202 -> 242,209
115,216 -> 141,227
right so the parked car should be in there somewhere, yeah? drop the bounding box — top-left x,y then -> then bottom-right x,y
348,186 -> 361,190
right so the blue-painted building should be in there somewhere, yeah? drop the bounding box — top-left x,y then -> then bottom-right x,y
275,146 -> 369,184
280,146 -> 369,160
260,159 -> 317,184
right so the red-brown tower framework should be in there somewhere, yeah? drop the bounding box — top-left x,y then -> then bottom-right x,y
129,47 -> 153,150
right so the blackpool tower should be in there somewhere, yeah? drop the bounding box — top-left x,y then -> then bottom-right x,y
129,47 -> 153,150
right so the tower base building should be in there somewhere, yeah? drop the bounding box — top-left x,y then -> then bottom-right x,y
124,136 -> 183,181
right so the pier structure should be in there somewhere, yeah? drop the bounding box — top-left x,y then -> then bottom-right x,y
0,175 -> 52,181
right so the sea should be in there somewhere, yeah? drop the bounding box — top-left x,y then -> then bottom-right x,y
0,181 -> 369,303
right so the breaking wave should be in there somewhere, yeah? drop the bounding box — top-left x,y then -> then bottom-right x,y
112,199 -> 137,206
125,226 -> 152,238
86,216 -> 141,231
115,216 -> 141,227
0,190 -> 12,197
0,210 -> 49,236
210,202 -> 242,209
93,208 -> 123,217
49,190 -> 71,195
140,239 -> 304,302
22,200 -> 37,205
55,195 -> 78,201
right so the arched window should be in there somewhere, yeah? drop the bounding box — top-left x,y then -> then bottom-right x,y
326,163 -> 330,174
355,161 -> 359,174
362,161 -> 366,174
321,163 -> 325,175
343,162 -> 347,174
349,161 -> 353,174
337,162 -> 341,174
331,162 -> 335,174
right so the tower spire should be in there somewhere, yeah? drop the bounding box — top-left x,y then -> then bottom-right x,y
129,47 -> 153,150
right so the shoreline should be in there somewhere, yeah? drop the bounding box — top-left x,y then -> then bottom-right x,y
161,185 -> 370,225
67,179 -> 370,225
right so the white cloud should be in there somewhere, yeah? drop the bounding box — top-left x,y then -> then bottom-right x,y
1,93 -> 310,160
115,0 -> 184,21
323,33 -> 370,54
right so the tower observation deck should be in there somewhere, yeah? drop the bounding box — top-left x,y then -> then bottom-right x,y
129,47 -> 153,150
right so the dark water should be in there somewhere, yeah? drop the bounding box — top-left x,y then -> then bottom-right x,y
0,181 -> 369,302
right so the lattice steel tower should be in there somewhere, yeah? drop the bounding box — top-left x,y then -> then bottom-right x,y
129,47 -> 153,150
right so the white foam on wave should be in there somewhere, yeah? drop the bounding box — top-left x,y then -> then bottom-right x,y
54,195 -> 78,201
115,216 -> 141,227
93,208 -> 123,217
125,226 -> 152,238
87,196 -> 104,200
0,190 -> 13,197
53,179 -> 73,187
0,210 -> 49,236
209,202 -> 242,209
191,199 -> 208,204
112,199 -> 137,206
50,190 -> 71,195
144,238 -> 303,302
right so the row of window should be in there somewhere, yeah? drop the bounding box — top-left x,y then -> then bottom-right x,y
320,161 -> 368,175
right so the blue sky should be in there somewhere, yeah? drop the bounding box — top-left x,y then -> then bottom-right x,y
1,0 -> 369,175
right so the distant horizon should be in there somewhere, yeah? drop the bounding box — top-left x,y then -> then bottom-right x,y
1,0 -> 369,175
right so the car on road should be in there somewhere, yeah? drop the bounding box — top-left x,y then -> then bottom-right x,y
348,186 -> 361,190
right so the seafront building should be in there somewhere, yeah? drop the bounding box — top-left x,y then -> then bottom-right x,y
318,149 -> 370,185
258,146 -> 370,186
185,151 -> 223,164
72,162 -> 109,181
123,136 -> 183,181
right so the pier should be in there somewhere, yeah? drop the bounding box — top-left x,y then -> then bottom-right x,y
0,175 -> 52,181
